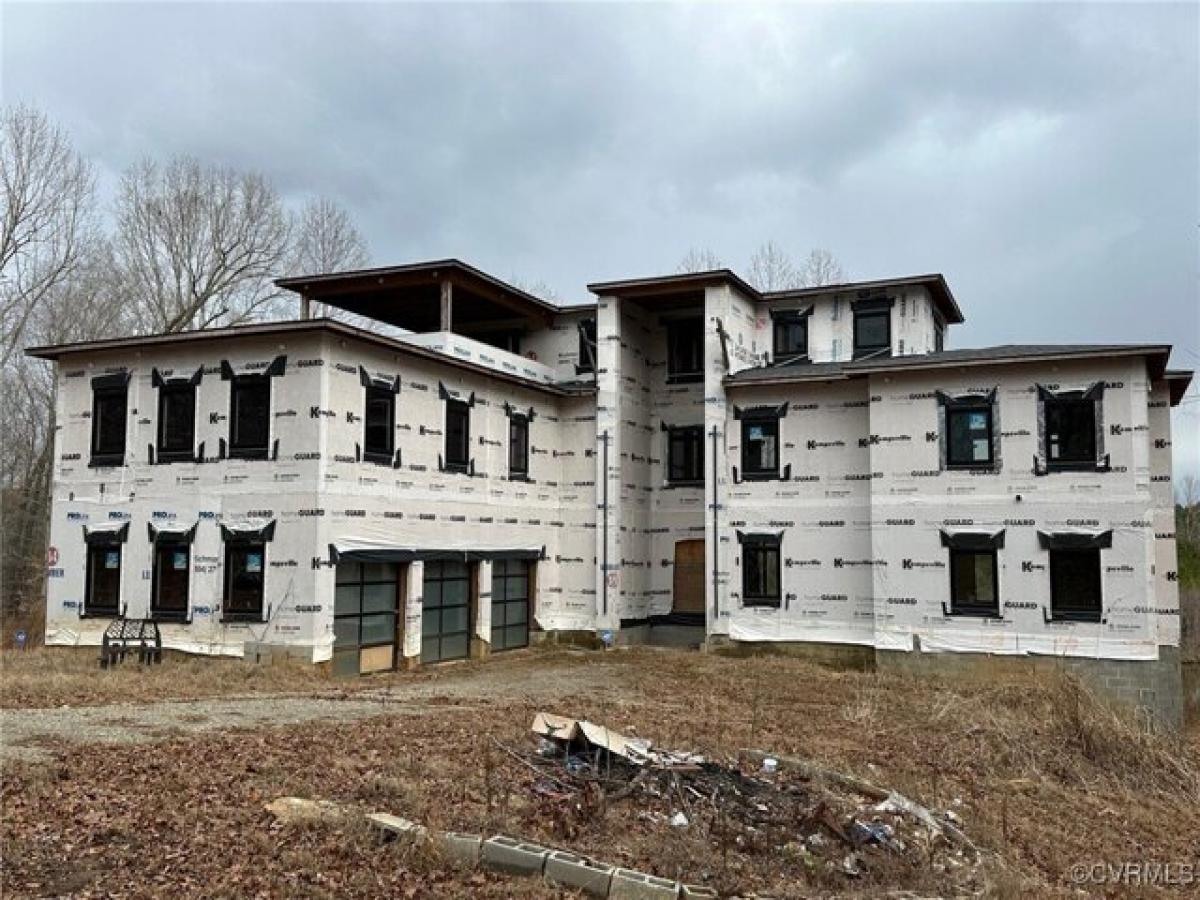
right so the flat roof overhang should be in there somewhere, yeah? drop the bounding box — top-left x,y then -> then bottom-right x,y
25,318 -> 593,397
1165,369 -> 1194,407
762,273 -> 964,325
275,259 -> 562,335
587,269 -> 762,308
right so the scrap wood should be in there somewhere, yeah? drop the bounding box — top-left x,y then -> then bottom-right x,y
488,737 -> 573,790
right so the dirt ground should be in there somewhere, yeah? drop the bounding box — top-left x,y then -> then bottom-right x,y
2,645 -> 1199,898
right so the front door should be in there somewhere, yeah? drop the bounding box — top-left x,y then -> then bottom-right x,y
672,539 -> 705,615
334,562 -> 400,676
421,560 -> 471,663
491,559 -> 530,651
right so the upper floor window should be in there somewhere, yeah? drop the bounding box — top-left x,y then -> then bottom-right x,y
154,368 -> 200,464
852,298 -> 893,359
938,390 -> 998,470
739,532 -> 781,608
364,386 -> 395,463
933,315 -> 946,353
735,403 -> 788,482
445,398 -> 471,473
229,377 -> 270,459
666,317 -> 703,383
577,318 -> 597,374
772,309 -> 810,362
221,356 -> 285,462
1036,383 -> 1106,473
90,372 -> 130,467
666,425 -> 703,485
509,413 -> 529,478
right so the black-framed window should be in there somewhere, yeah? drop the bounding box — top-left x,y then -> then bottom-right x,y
1049,548 -> 1102,623
223,543 -> 266,622
152,542 -> 190,622
933,316 -> 945,353
90,377 -> 129,467
666,318 -> 704,383
947,405 -> 994,468
229,377 -> 271,460
741,534 -> 781,608
445,398 -> 470,473
157,382 -> 196,462
577,318 -> 597,374
509,413 -> 529,477
853,303 -> 892,359
421,559 -> 472,663
364,386 -> 395,463
85,543 -> 122,616
948,549 -> 999,617
667,425 -> 703,485
741,418 -> 780,479
1044,398 -> 1096,467
772,311 -> 809,361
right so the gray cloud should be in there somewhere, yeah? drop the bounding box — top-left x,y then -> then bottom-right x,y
4,1 -> 1197,475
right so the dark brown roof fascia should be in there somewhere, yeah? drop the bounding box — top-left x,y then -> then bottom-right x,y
1164,369 -> 1194,407
25,319 -> 585,397
275,258 -> 562,315
587,269 -> 762,302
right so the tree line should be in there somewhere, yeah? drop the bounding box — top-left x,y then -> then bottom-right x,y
1,105 -> 371,638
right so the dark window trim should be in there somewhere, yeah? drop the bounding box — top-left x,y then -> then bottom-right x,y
221,540 -> 268,624
89,371 -> 131,467
664,423 -> 704,486
150,541 -> 192,623
735,404 -> 788,481
851,297 -> 893,360
771,307 -> 811,362
946,547 -> 1001,618
1047,547 -> 1104,624
1036,382 -> 1107,473
666,317 -> 704,384
443,397 -> 472,474
221,356 -> 285,462
737,531 -> 782,608
508,410 -> 530,478
83,541 -> 123,618
152,367 -> 201,465
362,380 -> 397,465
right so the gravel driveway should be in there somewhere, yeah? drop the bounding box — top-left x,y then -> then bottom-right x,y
0,656 -> 620,763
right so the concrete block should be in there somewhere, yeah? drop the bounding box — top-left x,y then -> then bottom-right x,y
680,884 -> 718,898
544,850 -> 614,896
438,831 -> 482,866
481,834 -> 550,876
366,812 -> 428,842
609,867 -> 680,899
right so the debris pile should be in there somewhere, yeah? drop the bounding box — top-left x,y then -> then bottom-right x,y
494,713 -> 982,885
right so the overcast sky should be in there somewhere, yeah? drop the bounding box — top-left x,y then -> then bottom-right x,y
4,1 -> 1198,477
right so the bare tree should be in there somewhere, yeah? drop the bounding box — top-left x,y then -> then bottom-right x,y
508,276 -> 561,304
114,156 -> 291,334
291,196 -> 369,276
796,247 -> 846,287
0,105 -> 95,367
746,241 -> 799,292
677,247 -> 723,273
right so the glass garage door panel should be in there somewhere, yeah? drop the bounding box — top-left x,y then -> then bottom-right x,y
421,560 -> 471,663
333,561 -> 398,676
491,559 -> 530,652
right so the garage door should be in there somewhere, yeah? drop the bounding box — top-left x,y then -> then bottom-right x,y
421,560 -> 471,663
491,559 -> 530,651
334,562 -> 400,677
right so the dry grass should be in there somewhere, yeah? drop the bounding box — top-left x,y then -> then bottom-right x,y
3,647 -> 1199,898
0,647 -> 335,708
